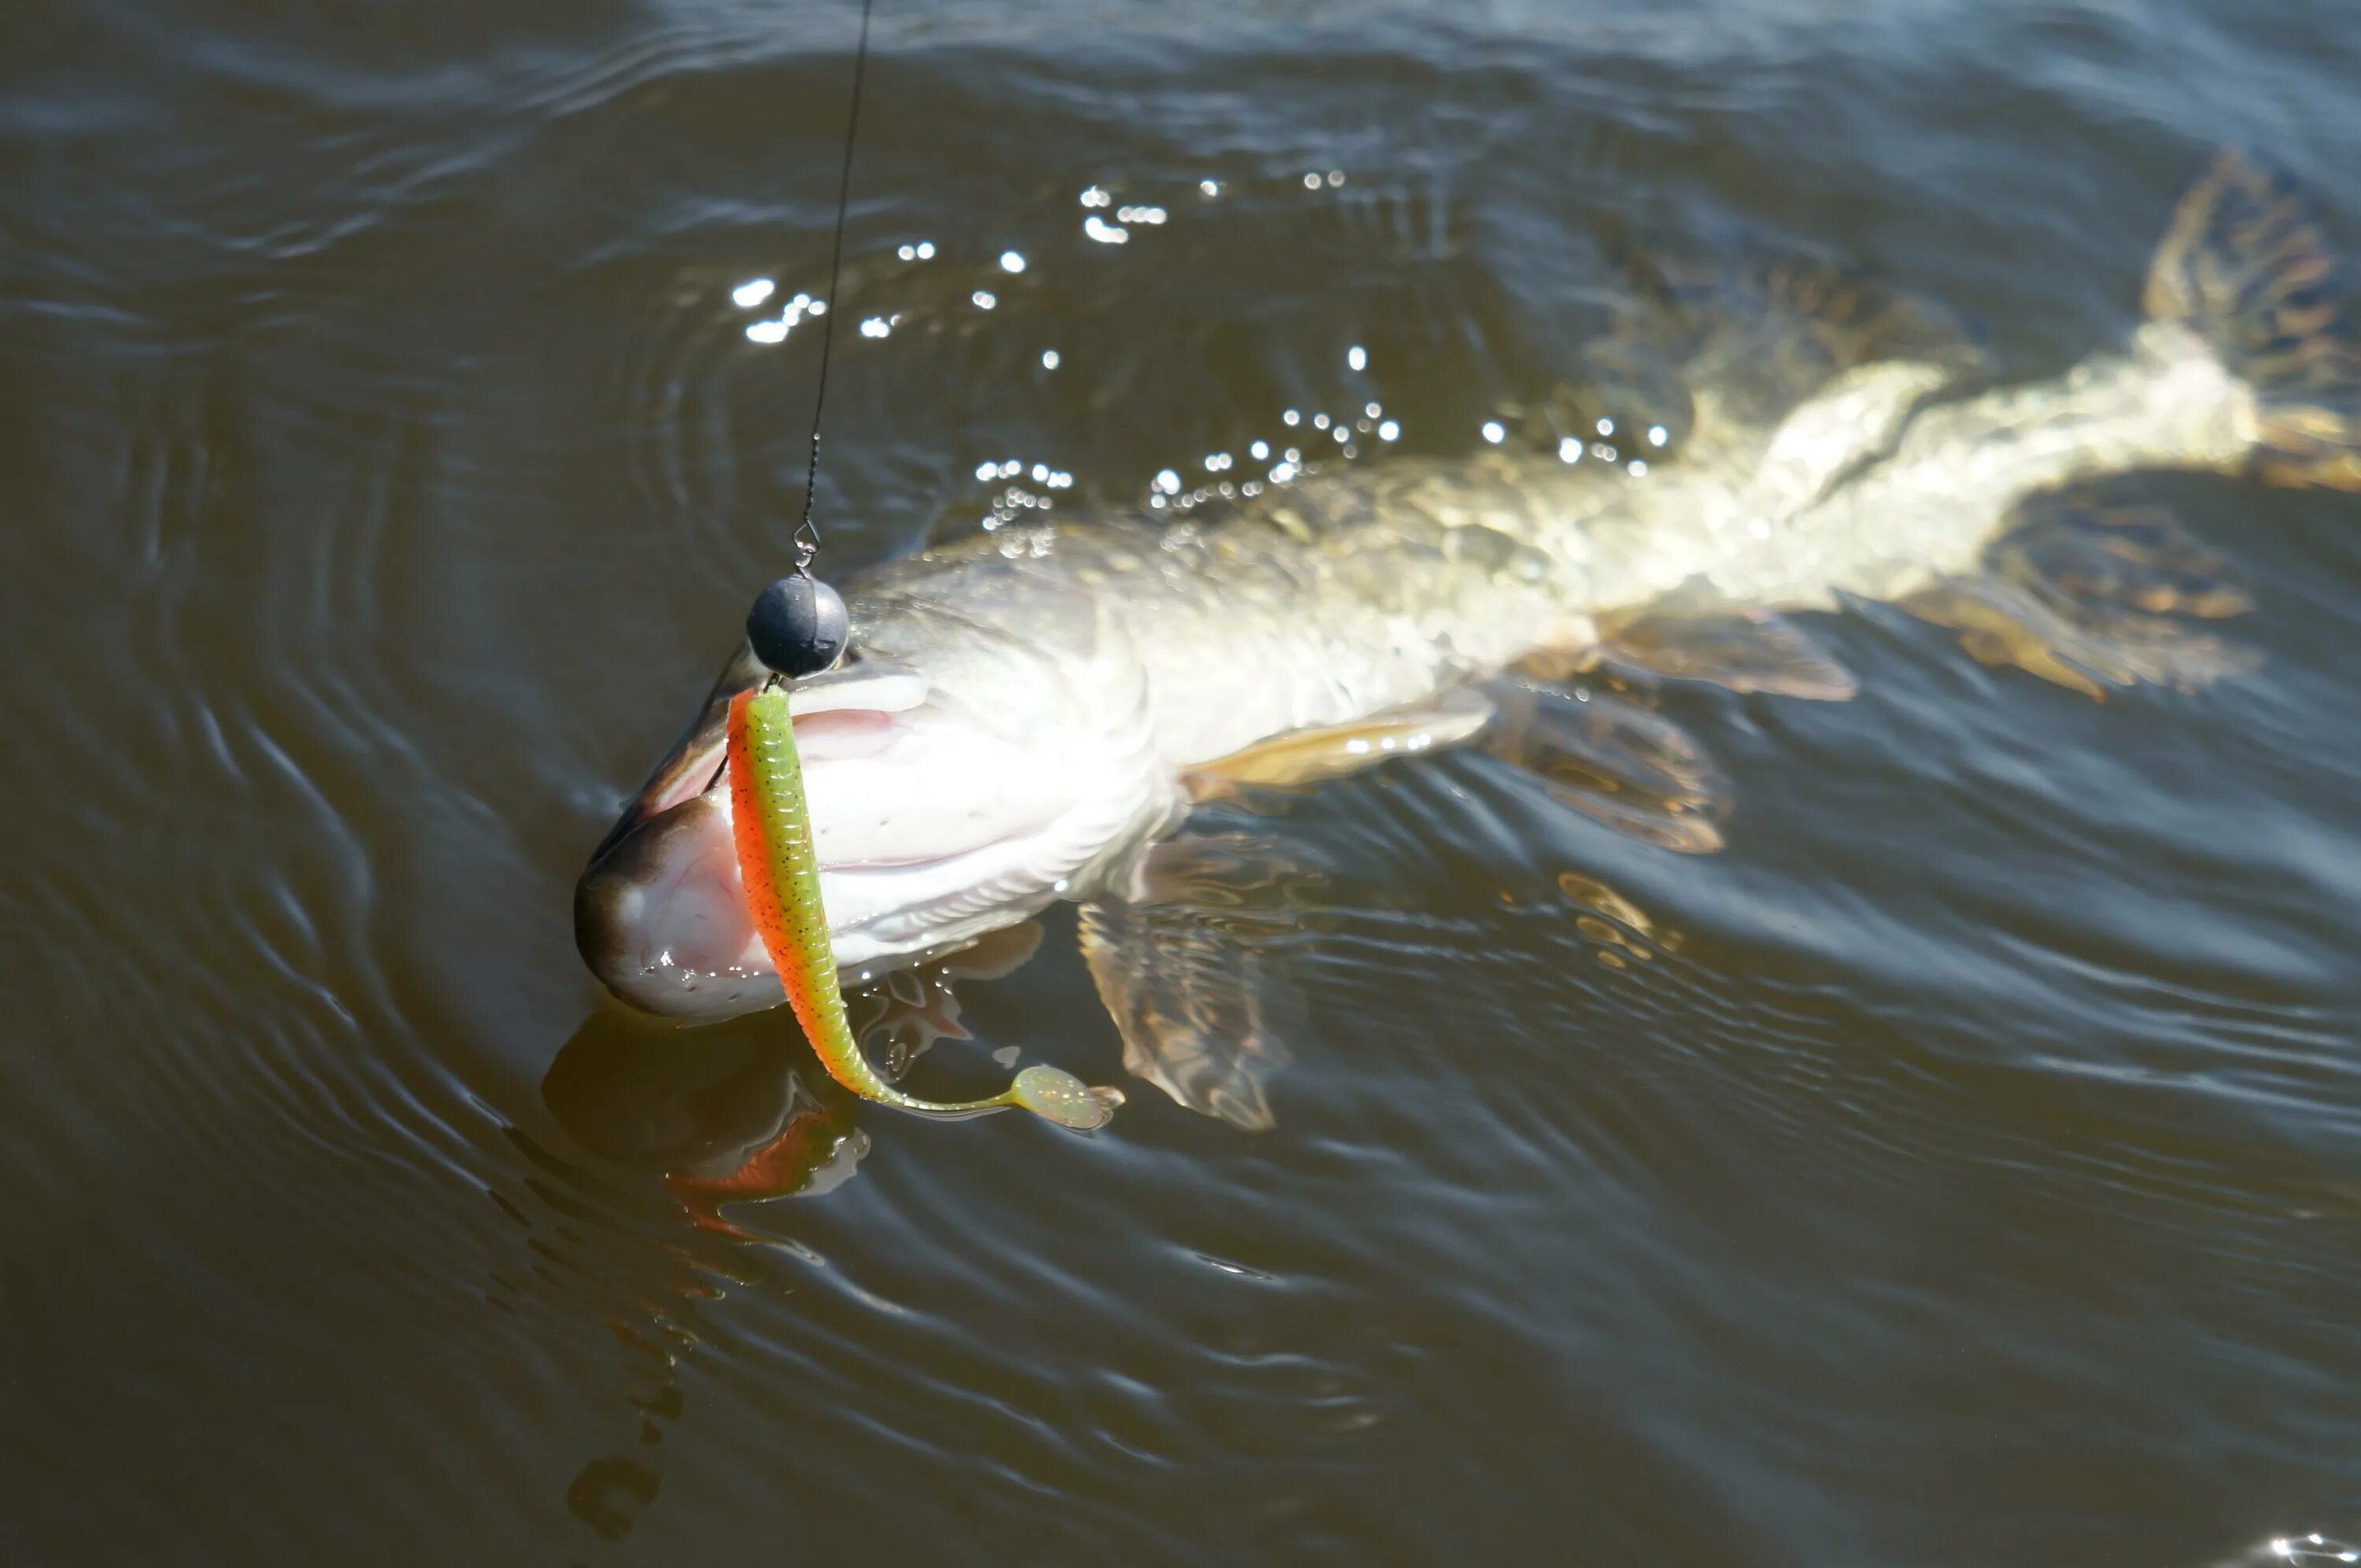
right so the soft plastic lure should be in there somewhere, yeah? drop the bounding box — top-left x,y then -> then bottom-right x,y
726,684 -> 1121,1130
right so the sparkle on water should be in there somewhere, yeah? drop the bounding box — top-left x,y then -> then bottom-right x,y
41,21 -> 2361,1558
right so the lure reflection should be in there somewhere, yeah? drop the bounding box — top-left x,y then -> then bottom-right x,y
544,1006 -> 866,1233
545,926 -> 1053,1223
580,153 -> 2361,1126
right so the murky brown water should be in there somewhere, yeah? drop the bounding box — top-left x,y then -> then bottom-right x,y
7,0 -> 2361,1561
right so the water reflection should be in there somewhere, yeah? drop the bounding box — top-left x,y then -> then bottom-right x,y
544,1007 -> 866,1235
543,921 -> 1048,1234
2218,1534 -> 2361,1566
538,1009 -> 856,1541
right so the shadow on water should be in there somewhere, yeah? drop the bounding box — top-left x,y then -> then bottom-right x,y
536,1005 -> 859,1540
532,917 -> 1051,1542
544,1008 -> 867,1235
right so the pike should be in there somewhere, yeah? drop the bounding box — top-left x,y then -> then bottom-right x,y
578,153 -> 2359,1124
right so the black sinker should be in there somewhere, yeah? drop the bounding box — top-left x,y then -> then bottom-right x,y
746,573 -> 848,677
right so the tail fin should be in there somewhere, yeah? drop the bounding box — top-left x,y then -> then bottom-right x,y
2145,150 -> 2361,489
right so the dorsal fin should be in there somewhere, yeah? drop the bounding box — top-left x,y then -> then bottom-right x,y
1568,234 -> 1987,462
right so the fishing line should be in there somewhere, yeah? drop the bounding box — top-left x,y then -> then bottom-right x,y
795,0 -> 879,577
696,0 -> 1120,1133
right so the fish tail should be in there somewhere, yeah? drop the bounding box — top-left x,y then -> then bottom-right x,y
2145,149 -> 2361,489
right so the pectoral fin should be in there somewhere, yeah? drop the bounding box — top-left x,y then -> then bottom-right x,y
1183,686 -> 1496,799
1597,581 -> 1860,700
1077,836 -> 1323,1131
1905,496 -> 2258,698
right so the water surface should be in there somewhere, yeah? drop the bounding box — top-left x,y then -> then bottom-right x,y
6,0 -> 2361,1561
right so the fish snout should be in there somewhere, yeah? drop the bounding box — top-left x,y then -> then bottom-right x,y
575,791 -> 780,1020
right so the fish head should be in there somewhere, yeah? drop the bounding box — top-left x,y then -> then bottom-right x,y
575,600 -> 1169,1021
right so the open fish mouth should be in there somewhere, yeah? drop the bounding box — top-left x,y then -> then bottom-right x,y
575,631 -> 1169,1023
575,647 -> 1092,1020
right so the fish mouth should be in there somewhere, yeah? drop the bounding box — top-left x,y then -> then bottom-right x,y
582,643 -> 763,870
575,647 -> 1096,1021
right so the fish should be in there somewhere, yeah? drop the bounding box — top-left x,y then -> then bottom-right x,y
576,152 -> 2359,1122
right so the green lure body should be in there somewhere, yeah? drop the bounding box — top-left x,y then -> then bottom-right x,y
727,685 -> 1119,1131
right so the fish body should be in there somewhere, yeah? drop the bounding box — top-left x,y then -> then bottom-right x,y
578,153 -> 2356,1028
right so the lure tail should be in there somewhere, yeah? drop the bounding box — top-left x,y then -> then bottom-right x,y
2145,149 -> 2361,489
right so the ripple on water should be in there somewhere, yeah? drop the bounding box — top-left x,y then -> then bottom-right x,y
9,1 -> 2361,1560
